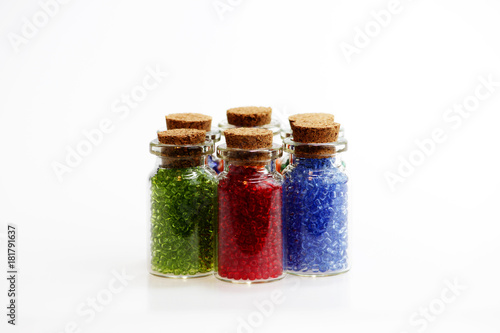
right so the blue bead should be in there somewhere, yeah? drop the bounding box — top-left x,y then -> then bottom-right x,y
283,157 -> 349,274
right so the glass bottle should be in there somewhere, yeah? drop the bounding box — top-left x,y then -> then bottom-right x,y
216,144 -> 284,283
282,137 -> 349,276
149,138 -> 218,278
205,129 -> 223,174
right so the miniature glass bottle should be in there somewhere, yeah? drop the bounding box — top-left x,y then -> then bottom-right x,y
216,128 -> 284,283
149,130 -> 218,278
282,134 -> 349,276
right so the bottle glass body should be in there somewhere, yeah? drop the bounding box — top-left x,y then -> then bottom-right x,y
282,138 -> 349,276
149,139 -> 218,278
205,130 -> 223,174
216,144 -> 284,283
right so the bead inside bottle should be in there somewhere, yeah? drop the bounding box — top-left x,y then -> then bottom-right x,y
149,129 -> 218,278
216,128 -> 285,283
282,120 -> 349,277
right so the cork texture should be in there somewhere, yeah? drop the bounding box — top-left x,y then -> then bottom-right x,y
227,106 -> 272,127
291,122 -> 340,143
165,113 -> 212,131
224,128 -> 273,149
157,129 -> 206,145
289,113 -> 334,126
156,129 -> 206,167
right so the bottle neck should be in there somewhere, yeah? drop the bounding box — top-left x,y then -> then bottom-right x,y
292,155 -> 337,169
157,155 -> 206,169
224,159 -> 276,174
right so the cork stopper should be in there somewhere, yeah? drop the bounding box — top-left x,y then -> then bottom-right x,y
291,122 -> 340,143
291,121 -> 341,158
227,106 -> 272,127
224,128 -> 273,149
222,128 -> 275,164
289,113 -> 335,127
157,129 -> 206,168
157,129 -> 206,145
165,113 -> 212,131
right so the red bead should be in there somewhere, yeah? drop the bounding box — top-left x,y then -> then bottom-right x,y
218,165 -> 283,281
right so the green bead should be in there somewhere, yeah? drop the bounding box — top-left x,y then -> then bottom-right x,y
150,167 -> 217,276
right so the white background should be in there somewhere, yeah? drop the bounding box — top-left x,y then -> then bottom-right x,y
1,0 -> 499,332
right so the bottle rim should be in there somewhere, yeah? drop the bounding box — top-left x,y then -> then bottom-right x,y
150,138 -> 214,157
283,137 -> 348,156
217,143 -> 283,161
